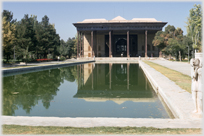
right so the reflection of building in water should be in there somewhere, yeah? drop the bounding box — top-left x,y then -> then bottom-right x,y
75,63 -> 157,104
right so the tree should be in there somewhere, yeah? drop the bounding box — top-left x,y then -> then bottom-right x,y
67,37 -> 76,58
152,25 -> 193,60
2,10 -> 61,62
57,39 -> 67,57
15,14 -> 36,64
2,10 -> 16,62
2,17 -> 16,62
186,4 -> 202,52
2,10 -> 16,23
36,16 -> 60,58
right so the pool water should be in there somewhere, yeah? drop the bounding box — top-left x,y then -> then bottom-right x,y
3,63 -> 174,118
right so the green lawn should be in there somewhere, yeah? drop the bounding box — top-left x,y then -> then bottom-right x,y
2,125 -> 202,135
143,60 -> 191,93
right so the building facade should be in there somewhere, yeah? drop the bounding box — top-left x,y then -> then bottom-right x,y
73,16 -> 167,58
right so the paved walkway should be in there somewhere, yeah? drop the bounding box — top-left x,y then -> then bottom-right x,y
148,60 -> 191,76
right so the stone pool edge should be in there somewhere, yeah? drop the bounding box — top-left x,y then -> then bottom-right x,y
2,116 -> 201,128
139,60 -> 195,119
2,60 -> 95,75
1,60 -> 202,128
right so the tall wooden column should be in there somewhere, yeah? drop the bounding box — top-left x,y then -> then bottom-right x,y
82,33 -> 84,58
109,31 -> 112,57
127,31 -> 130,58
95,31 -> 97,57
77,31 -> 80,58
79,32 -> 82,58
145,30 -> 148,57
91,31 -> 94,58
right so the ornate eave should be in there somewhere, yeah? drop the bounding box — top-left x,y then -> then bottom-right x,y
73,22 -> 167,31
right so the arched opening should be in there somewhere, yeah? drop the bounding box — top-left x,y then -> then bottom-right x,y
116,38 -> 127,57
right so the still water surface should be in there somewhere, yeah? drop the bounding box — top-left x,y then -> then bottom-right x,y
3,63 -> 173,118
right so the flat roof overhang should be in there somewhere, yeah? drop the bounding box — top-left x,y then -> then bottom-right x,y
73,22 -> 168,31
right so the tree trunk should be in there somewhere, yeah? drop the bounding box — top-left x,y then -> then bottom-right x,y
6,54 -> 9,62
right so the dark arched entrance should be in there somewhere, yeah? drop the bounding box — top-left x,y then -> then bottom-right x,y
115,38 -> 127,57
105,34 -> 138,57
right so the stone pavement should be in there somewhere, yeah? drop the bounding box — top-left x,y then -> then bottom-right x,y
148,60 -> 191,76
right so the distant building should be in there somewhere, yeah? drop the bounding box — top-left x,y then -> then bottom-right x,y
73,16 -> 167,58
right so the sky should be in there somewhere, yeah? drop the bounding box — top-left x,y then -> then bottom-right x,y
2,1 -> 202,41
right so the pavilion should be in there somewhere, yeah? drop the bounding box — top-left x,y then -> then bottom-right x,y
73,16 -> 167,58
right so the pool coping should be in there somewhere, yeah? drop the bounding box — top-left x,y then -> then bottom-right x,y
1,60 -> 202,128
2,60 -> 95,75
2,116 -> 201,128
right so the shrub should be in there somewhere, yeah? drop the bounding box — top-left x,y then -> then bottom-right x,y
47,54 -> 53,59
60,56 -> 66,61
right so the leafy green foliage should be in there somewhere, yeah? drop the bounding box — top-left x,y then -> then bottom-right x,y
2,10 -> 62,63
15,14 -> 36,64
2,10 -> 16,62
56,37 -> 76,59
59,56 -> 66,61
152,25 -> 193,60
67,37 -> 76,58
186,4 -> 202,52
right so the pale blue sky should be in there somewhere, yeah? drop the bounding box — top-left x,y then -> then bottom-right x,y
2,1 -> 202,41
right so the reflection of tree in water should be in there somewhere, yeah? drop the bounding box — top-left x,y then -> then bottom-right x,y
3,65 -> 77,115
59,66 -> 77,82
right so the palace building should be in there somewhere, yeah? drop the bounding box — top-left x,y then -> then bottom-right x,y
73,16 -> 167,58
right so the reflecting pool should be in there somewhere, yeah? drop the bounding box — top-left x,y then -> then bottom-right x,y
3,63 -> 174,118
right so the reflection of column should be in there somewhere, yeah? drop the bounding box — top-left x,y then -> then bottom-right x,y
145,76 -> 147,90
77,65 -> 79,89
109,63 -> 112,89
92,63 -> 94,90
82,64 -> 84,86
127,63 -> 129,90
80,64 -> 81,89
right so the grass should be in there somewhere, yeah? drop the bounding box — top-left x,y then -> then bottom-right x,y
143,61 -> 191,93
172,59 -> 189,63
2,125 -> 202,135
